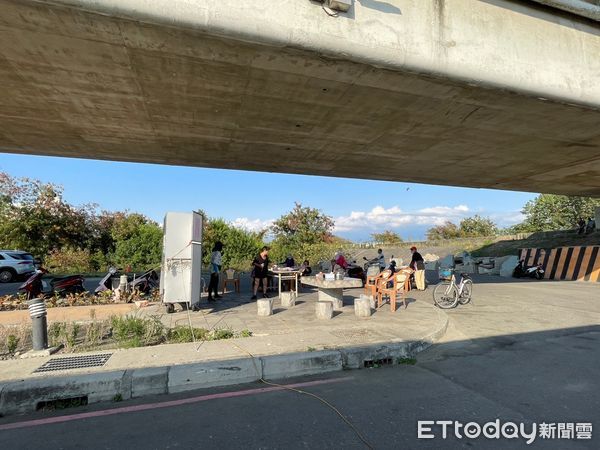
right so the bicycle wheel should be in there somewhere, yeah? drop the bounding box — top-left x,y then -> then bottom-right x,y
433,282 -> 458,309
459,279 -> 473,304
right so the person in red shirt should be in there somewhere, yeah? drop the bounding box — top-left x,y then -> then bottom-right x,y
333,251 -> 349,271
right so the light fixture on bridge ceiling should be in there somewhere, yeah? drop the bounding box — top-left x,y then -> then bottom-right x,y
328,0 -> 352,12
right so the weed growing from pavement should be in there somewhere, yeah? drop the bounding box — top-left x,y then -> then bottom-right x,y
307,346 -> 316,352
7,334 -> 19,354
167,326 -> 209,343
397,357 -> 417,365
0,322 -> 32,357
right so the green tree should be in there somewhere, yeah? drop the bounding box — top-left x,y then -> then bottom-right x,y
517,194 -> 600,232
426,221 -> 461,240
271,203 -> 334,245
0,172 -> 95,258
371,230 -> 403,245
458,215 -> 497,237
0,172 -> 165,271
269,203 -> 336,264
202,218 -> 264,271
112,222 -> 163,270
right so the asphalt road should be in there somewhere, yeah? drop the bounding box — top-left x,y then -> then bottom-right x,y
1,321 -> 598,449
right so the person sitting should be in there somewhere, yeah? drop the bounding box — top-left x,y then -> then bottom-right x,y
301,260 -> 312,276
283,254 -> 295,268
387,260 -> 397,273
586,217 -> 596,234
333,251 -> 349,272
577,217 -> 586,235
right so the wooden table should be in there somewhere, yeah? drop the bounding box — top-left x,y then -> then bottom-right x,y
301,276 -> 363,310
270,268 -> 303,299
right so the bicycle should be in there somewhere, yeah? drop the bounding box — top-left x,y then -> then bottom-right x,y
432,270 -> 473,309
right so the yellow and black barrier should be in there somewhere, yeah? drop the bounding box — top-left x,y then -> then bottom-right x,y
518,246 -> 600,282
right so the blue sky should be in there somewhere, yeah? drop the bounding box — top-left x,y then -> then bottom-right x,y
0,152 -> 536,241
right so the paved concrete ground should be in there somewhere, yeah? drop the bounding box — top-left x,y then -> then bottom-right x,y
0,283 -> 447,382
1,277 -> 598,449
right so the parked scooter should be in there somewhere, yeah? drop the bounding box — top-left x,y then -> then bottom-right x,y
346,263 -> 366,284
19,268 -> 85,300
130,269 -> 160,295
95,267 -> 159,296
95,267 -> 122,294
513,260 -> 544,280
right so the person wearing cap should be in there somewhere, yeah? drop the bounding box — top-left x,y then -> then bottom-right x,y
410,246 -> 426,290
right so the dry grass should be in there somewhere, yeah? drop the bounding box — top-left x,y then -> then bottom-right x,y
0,290 -> 160,312
0,322 -> 32,357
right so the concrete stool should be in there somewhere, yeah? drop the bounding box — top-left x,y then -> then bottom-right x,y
281,291 -> 296,308
257,298 -> 273,316
318,288 -> 344,310
315,301 -> 333,320
361,294 -> 376,310
354,296 -> 372,318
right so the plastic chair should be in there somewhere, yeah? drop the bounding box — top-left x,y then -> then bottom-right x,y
221,269 -> 240,294
364,267 -> 384,298
377,269 -> 411,312
373,269 -> 392,307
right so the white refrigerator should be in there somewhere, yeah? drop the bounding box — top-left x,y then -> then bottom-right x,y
160,212 -> 203,312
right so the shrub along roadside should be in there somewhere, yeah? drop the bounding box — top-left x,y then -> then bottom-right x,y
0,314 -> 252,358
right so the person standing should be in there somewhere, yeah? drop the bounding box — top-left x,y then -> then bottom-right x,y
410,246 -> 426,290
577,218 -> 586,235
207,241 -> 223,302
251,246 -> 270,300
377,248 -> 386,271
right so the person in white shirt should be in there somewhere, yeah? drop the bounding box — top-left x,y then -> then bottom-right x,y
207,241 -> 223,302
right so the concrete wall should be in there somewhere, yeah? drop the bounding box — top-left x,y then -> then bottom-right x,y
1,0 -> 599,195
53,0 -> 600,108
519,246 -> 600,281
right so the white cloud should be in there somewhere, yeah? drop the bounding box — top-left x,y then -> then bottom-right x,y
333,205 -> 471,232
231,217 -> 274,232
490,211 -> 525,227
232,205 -> 523,238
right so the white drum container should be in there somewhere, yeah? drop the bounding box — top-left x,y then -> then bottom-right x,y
160,212 -> 203,312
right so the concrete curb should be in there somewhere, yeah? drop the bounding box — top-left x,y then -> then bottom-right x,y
0,313 -> 448,417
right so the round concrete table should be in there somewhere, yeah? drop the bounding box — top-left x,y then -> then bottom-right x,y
301,276 -> 363,310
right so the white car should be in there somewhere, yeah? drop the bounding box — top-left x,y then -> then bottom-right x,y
0,250 -> 36,283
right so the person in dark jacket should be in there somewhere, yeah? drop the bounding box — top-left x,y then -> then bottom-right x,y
251,246 -> 270,300
410,246 -> 426,290
283,254 -> 295,268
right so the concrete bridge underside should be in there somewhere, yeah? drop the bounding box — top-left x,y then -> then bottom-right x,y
1,0 -> 600,196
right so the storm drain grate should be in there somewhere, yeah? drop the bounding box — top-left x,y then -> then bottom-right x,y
34,354 -> 112,373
